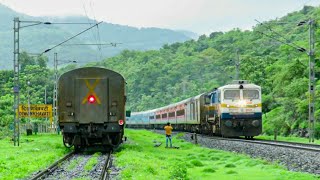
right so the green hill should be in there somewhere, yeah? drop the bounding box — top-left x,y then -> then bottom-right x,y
0,4 -> 193,69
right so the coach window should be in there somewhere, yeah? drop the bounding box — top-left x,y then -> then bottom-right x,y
149,115 -> 155,120
177,109 -> 185,116
169,112 -> 175,118
162,113 -> 167,118
156,115 -> 161,119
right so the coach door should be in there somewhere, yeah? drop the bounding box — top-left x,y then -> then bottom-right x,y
195,99 -> 199,122
76,78 -> 108,124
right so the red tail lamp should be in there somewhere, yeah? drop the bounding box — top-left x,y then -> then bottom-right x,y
119,119 -> 124,125
88,95 -> 96,104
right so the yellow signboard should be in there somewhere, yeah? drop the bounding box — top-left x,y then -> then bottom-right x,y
17,104 -> 53,123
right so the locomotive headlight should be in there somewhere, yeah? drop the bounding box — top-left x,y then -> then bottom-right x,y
226,104 -> 230,108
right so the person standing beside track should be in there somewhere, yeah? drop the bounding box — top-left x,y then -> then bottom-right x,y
164,122 -> 173,148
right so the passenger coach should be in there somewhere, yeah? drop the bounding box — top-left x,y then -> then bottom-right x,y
127,80 -> 262,138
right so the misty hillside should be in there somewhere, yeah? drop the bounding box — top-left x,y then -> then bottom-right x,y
0,4 -> 195,69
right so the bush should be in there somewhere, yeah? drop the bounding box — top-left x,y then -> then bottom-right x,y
175,133 -> 185,139
225,164 -> 236,168
202,167 -> 216,173
226,170 -> 238,174
170,162 -> 188,180
190,160 -> 204,167
0,127 -> 11,140
315,122 -> 320,139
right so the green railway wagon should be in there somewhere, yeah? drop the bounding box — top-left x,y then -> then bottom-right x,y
58,67 -> 127,151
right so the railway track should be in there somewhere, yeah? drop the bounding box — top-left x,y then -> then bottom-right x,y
100,151 -> 112,180
236,138 -> 320,152
153,129 -> 320,152
30,151 -> 113,180
181,132 -> 320,174
216,136 -> 320,152
181,132 -> 320,152
30,151 -> 75,180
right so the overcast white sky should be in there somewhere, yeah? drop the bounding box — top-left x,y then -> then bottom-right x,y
1,0 -> 320,34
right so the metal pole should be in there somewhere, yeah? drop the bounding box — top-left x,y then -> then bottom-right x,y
13,17 -> 20,146
45,86 -> 47,122
53,53 -> 58,132
45,86 -> 47,104
235,49 -> 240,80
308,19 -> 315,143
27,81 -> 31,134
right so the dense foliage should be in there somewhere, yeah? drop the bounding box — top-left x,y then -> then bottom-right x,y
0,52 -> 54,137
96,6 -> 320,138
1,6 -> 320,138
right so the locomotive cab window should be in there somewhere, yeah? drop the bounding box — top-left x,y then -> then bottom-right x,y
205,95 -> 211,104
243,90 -> 259,100
215,92 -> 220,103
210,93 -> 215,103
224,90 -> 240,100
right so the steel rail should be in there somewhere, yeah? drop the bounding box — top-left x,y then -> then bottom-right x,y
30,151 -> 75,180
100,151 -> 112,180
193,134 -> 320,153
247,138 -> 320,149
237,138 -> 320,152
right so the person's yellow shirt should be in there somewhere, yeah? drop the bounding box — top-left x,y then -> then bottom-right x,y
164,125 -> 173,135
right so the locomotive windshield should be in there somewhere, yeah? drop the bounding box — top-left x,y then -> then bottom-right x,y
243,89 -> 259,99
224,90 -> 240,100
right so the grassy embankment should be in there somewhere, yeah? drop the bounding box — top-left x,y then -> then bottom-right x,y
256,135 -> 319,144
115,129 -> 318,180
0,134 -> 70,180
1,130 -> 318,180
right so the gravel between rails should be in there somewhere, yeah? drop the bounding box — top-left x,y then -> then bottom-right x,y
43,153 -> 115,180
